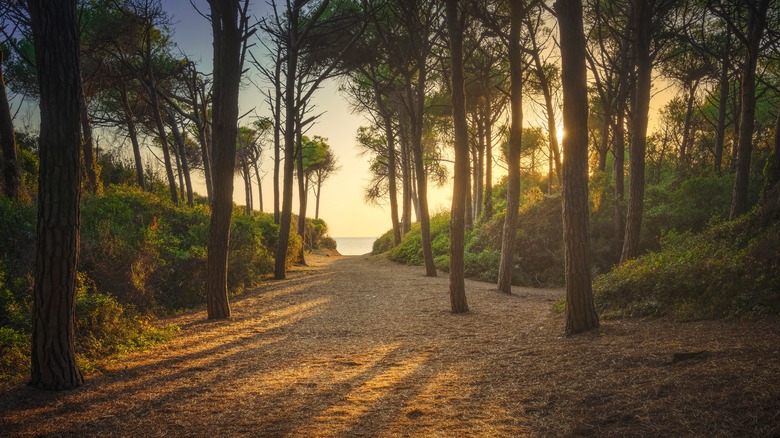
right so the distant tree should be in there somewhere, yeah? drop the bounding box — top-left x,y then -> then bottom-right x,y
28,0 -> 84,389
556,0 -> 599,334
205,0 -> 251,320
302,136 -> 339,220
0,44 -> 20,201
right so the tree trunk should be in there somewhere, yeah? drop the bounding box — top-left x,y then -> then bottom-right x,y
296,123 -> 308,266
167,108 -> 194,206
713,36 -> 730,174
0,50 -> 20,202
274,6 -> 299,280
315,178 -> 322,219
556,0 -> 599,335
145,27 -> 178,206
730,71 -> 741,171
272,48 -> 283,224
483,110 -> 494,219
206,0 -> 243,319
445,0 -> 469,314
119,85 -> 145,190
28,0 -> 84,390
253,160 -> 264,212
79,83 -> 99,194
194,83 -> 213,203
498,0 -> 524,294
597,110 -> 609,172
407,70 -> 436,277
730,0 -> 770,219
679,79 -> 699,168
376,88 -> 401,245
398,101 -> 412,236
621,0 -> 652,262
529,28 -> 562,184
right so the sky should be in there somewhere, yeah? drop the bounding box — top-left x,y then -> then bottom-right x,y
167,0 -> 455,238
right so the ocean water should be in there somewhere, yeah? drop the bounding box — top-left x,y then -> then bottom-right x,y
333,237 -> 376,256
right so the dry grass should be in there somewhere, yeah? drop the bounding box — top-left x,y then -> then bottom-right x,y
1,254 -> 779,437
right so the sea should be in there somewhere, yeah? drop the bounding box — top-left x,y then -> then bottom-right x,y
333,237 -> 377,256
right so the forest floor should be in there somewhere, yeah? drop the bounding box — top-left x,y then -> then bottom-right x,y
1,254 -> 779,437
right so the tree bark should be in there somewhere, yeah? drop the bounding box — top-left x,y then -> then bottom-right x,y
144,24 -> 178,206
498,0 -> 524,294
620,0 -> 651,262
556,0 -> 599,335
678,79 -> 699,168
713,35 -> 730,174
253,160 -> 263,212
28,0 -> 84,390
445,0 -> 469,314
192,74 -> 213,203
398,100 -> 412,236
167,108 -> 194,206
407,69 -> 436,277
296,122 -> 308,266
376,88 -> 401,245
483,108 -> 494,219
730,0 -> 770,219
206,0 -> 244,319
79,82 -> 99,194
119,84 -> 146,190
272,47 -> 283,224
274,3 -> 299,280
0,49 -> 20,202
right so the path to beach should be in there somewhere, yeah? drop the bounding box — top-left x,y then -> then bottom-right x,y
1,254 -> 778,436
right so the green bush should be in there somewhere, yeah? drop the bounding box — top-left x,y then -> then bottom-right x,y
595,205 -> 780,320
0,327 -> 29,381
372,229 -> 397,254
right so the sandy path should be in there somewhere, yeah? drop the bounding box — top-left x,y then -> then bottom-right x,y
1,254 -> 778,437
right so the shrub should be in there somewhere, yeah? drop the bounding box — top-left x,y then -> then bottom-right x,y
0,327 -> 29,381
595,205 -> 780,320
373,229 -> 397,254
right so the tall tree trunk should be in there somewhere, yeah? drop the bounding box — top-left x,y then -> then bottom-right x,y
119,85 -> 145,190
498,0 -> 524,294
145,27 -> 178,206
253,160 -> 263,212
730,0 -> 770,219
244,159 -> 253,215
764,100 -> 780,198
407,70 -> 436,277
206,0 -> 243,319
274,5 -> 299,280
296,122 -> 308,266
445,0 -> 469,313
483,109 -> 494,219
79,83 -> 99,194
529,27 -> 562,183
621,0 -> 652,262
190,70 -> 212,202
398,101 -> 412,235
167,108 -> 194,206
376,89 -> 401,245
272,47 -> 283,224
28,0 -> 84,390
713,35 -> 730,174
0,50 -> 20,202
556,0 -> 599,335
597,107 -> 610,172
678,79 -> 699,168
613,35 -> 629,257
730,71 -> 741,171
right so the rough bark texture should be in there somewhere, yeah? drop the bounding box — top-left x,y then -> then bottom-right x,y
620,0 -> 651,263
556,0 -> 599,335
730,0 -> 770,219
206,0 -> 243,319
497,0 -> 524,295
445,0 -> 469,314
28,0 -> 85,390
296,125 -> 308,266
0,49 -> 20,201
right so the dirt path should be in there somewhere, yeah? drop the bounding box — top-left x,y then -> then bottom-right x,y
1,254 -> 779,437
